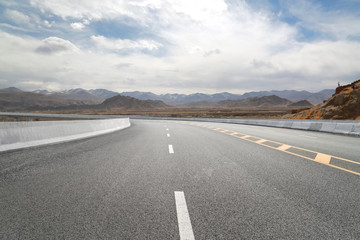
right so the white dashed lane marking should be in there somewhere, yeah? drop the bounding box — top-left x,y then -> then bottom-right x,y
174,191 -> 195,240
169,144 -> 174,154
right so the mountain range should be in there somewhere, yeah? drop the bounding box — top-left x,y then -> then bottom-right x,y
0,89 -> 86,111
119,90 -> 333,105
178,95 -> 313,109
0,86 -> 315,112
32,88 -> 120,104
25,87 -> 334,105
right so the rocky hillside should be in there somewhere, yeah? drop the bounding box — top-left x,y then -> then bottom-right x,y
218,95 -> 292,108
100,95 -> 169,110
283,80 -> 360,120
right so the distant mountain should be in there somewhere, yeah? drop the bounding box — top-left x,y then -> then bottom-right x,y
33,89 -> 51,95
100,95 -> 169,110
181,95 -> 293,108
211,92 -> 241,101
120,89 -> 332,105
120,91 -> 160,101
52,88 -> 103,104
2,86 -> 334,109
89,89 -> 119,100
33,88 -> 101,104
32,88 -> 120,104
121,91 -> 243,104
238,89 -> 332,105
288,100 -> 313,108
159,92 -> 243,104
218,95 -> 292,108
179,101 -> 215,108
305,89 -> 334,105
0,90 -> 85,111
256,90 -> 312,102
159,93 -> 187,104
120,91 -> 242,104
0,89 -> 170,111
1,87 -> 23,92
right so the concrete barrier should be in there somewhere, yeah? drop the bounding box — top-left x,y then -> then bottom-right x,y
333,123 -> 355,135
309,122 -> 322,131
350,124 -> 360,136
1,111 -> 358,143
129,116 -> 360,137
0,118 -> 130,152
319,122 -> 337,133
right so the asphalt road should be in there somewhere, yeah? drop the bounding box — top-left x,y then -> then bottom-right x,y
1,119 -> 360,239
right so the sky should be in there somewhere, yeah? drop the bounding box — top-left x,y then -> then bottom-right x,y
0,0 -> 360,94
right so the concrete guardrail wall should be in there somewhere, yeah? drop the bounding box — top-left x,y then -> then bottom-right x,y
129,116 -> 360,137
0,118 -> 130,152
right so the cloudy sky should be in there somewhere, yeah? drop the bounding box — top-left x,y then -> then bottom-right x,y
0,0 -> 359,94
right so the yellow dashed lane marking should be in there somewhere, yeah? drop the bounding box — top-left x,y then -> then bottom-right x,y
229,132 -> 240,136
315,153 -> 331,164
240,135 -> 251,139
277,144 -> 291,151
184,122 -> 360,176
221,130 -> 232,133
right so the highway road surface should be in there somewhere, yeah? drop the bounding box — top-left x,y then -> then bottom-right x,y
1,119 -> 360,239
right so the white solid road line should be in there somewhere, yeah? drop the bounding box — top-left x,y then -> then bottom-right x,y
167,133 -> 170,137
174,191 -> 195,240
169,144 -> 174,154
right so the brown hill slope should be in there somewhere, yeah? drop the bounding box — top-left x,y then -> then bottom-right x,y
288,100 -> 313,108
0,90 -> 86,111
100,95 -> 169,110
283,80 -> 360,120
218,95 -> 292,108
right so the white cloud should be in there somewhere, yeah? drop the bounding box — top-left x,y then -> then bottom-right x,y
70,22 -> 85,30
29,0 -> 134,20
82,19 -> 90,25
1,1 -> 360,93
167,0 -> 227,22
35,37 -> 79,55
203,49 -> 221,58
114,63 -> 133,69
43,20 -> 53,27
4,9 -> 30,24
271,41 -> 360,78
0,23 -> 31,32
286,0 -> 360,40
1,28 -> 359,94
91,35 -> 162,51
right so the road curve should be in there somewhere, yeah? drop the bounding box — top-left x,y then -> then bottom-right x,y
1,119 -> 360,239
